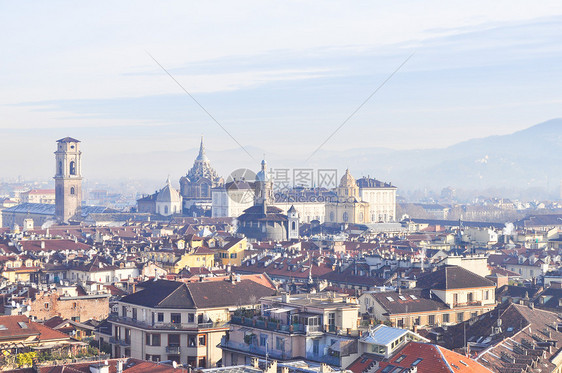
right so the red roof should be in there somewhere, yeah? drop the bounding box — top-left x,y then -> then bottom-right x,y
376,342 -> 491,373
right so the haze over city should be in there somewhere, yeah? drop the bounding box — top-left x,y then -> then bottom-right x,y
2,1 -> 562,198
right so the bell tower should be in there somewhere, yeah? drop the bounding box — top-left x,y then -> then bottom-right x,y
54,137 -> 82,223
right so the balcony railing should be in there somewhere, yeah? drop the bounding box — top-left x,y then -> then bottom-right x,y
453,300 -> 482,308
220,337 -> 292,360
109,337 -> 130,347
166,346 -> 181,354
108,315 -> 228,331
231,316 -> 331,335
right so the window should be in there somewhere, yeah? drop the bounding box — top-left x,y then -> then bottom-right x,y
386,297 -> 395,302
122,306 -> 127,317
412,358 -> 423,366
276,337 -> 285,351
168,334 -> 180,347
164,206 -> 169,215
457,312 -> 464,322
198,357 -> 206,368
397,318 -> 404,328
70,187 -> 75,195
453,293 -> 458,305
44,303 -> 50,310
328,312 -> 336,327
58,161 -> 63,175
428,315 -> 435,326
467,292 -> 474,303
151,334 -> 161,346
158,313 -> 164,322
343,212 -> 349,222
189,335 -> 197,347
199,335 -> 206,346
410,295 -> 417,300
485,290 -> 490,300
188,313 -> 195,323
70,161 -> 76,175
443,313 -> 449,323
313,339 -> 320,355
395,355 -> 407,363
260,334 -> 267,347
171,313 -> 181,324
132,308 -> 137,321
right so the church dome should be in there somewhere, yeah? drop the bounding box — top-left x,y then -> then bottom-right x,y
339,169 -> 356,188
157,178 -> 182,203
256,159 -> 268,182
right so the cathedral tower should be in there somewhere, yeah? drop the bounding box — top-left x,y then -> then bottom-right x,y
54,137 -> 82,223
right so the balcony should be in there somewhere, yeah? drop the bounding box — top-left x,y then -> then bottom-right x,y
220,337 -> 293,360
230,316 -> 315,335
109,337 -> 130,347
452,300 -> 482,308
166,345 -> 181,354
108,314 -> 228,331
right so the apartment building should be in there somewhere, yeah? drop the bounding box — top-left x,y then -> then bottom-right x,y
108,276 -> 276,368
220,292 -> 361,368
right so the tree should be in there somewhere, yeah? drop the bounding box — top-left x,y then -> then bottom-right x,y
16,352 -> 36,367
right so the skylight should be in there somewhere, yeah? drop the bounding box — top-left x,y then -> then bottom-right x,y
410,295 -> 417,300
386,297 -> 395,302
412,358 -> 423,366
398,296 -> 406,301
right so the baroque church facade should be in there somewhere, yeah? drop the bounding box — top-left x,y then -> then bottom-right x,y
136,137 -> 223,217
179,137 -> 224,215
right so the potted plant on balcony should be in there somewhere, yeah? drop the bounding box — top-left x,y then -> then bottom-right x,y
244,333 -> 256,345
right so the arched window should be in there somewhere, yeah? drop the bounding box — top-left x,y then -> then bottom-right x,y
70,187 -> 75,195
70,161 -> 76,175
164,205 -> 169,215
58,161 -> 63,175
343,212 -> 349,222
291,221 -> 296,230
202,183 -> 210,198
330,211 -> 335,222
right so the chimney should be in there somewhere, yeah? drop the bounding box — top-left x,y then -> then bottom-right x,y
251,358 -> 259,369
40,241 -> 45,249
116,360 -> 123,373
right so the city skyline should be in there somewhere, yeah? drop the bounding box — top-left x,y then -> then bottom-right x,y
2,2 -> 562,183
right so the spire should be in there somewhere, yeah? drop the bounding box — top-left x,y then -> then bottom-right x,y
166,175 -> 171,185
199,135 -> 205,156
196,136 -> 209,162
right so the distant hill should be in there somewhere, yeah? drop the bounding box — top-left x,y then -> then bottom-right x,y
85,119 -> 562,198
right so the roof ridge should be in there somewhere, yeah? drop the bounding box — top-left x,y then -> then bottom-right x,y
154,281 -> 184,307
434,344 -> 454,373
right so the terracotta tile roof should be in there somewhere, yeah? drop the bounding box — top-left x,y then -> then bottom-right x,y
19,239 -> 92,252
376,342 -> 491,372
0,315 -> 39,341
32,321 -> 71,341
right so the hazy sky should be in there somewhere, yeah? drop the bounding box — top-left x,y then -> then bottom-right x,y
2,1 -> 562,183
